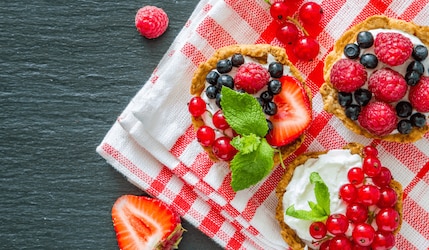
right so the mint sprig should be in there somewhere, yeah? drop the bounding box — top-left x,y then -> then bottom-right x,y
220,87 -> 274,191
285,172 -> 330,221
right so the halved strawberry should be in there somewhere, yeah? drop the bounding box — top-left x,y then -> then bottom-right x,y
266,76 -> 312,146
111,195 -> 185,250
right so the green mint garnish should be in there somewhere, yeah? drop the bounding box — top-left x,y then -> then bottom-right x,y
220,87 -> 274,191
285,172 -> 331,221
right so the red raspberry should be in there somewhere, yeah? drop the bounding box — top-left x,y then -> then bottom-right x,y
358,102 -> 398,136
330,59 -> 367,92
135,6 -> 169,39
368,68 -> 407,102
409,76 -> 429,112
234,62 -> 270,94
374,32 -> 413,66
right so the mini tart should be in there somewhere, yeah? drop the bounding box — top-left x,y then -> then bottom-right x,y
190,44 -> 312,166
275,143 -> 403,250
321,15 -> 429,142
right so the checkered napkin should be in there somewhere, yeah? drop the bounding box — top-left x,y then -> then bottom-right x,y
97,0 -> 429,249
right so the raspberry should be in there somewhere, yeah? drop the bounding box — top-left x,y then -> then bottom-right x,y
374,32 -> 413,66
234,62 -> 270,94
135,6 -> 169,39
368,68 -> 407,102
330,59 -> 367,92
358,102 -> 398,136
409,76 -> 429,112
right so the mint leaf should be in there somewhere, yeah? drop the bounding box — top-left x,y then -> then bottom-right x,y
220,87 -> 268,137
231,134 -> 261,154
310,172 -> 330,215
230,138 -> 274,191
286,205 -> 328,222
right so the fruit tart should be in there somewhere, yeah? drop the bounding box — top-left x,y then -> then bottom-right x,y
276,143 -> 403,250
321,15 -> 429,142
188,44 -> 312,191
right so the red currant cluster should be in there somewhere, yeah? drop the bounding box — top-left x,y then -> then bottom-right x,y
309,146 -> 400,249
188,97 -> 237,161
267,1 -> 322,61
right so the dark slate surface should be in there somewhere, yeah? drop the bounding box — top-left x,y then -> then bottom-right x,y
0,1 -> 222,249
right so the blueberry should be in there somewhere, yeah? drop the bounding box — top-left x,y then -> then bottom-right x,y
268,62 -> 283,78
338,92 -> 353,107
344,43 -> 360,59
205,85 -> 218,99
206,71 -> 220,85
264,101 -> 278,116
266,119 -> 274,132
345,104 -> 361,120
268,79 -> 282,95
216,59 -> 232,73
217,75 -> 234,89
231,53 -> 245,67
260,91 -> 273,103
360,53 -> 378,69
395,101 -> 413,118
354,88 -> 372,106
407,61 -> 425,75
410,113 -> 427,127
357,31 -> 374,48
257,97 -> 264,107
397,119 -> 413,134
215,93 -> 222,108
412,44 -> 428,61
405,71 -> 421,86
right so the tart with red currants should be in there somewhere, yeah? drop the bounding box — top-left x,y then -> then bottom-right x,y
321,15 -> 429,142
276,142 -> 403,250
188,44 -> 312,191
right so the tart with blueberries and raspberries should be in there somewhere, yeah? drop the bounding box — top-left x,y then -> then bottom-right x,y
188,44 -> 312,191
276,142 -> 403,250
321,15 -> 429,142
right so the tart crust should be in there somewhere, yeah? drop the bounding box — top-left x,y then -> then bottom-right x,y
190,44 -> 311,165
321,15 -> 429,142
275,142 -> 403,250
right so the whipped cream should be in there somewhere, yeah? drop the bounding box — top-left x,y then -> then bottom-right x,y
282,149 -> 363,249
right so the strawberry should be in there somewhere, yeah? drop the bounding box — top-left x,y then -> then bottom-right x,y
266,76 -> 312,146
111,195 -> 184,250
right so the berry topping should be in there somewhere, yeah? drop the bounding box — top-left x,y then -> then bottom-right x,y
395,101 -> 413,118
309,221 -> 327,239
359,53 -> 378,69
234,62 -> 270,94
217,74 -> 234,89
407,61 -> 425,75
196,126 -> 216,146
397,119 -> 412,134
348,167 -> 365,185
212,110 -> 230,130
372,166 -> 392,187
338,92 -> 353,107
372,231 -> 395,250
358,102 -> 398,136
362,156 -> 382,177
368,68 -> 407,103
374,32 -> 413,66
231,53 -> 245,67
216,59 -> 233,73
188,96 -> 206,117
345,104 -> 361,121
205,85 -> 218,99
357,184 -> 380,206
409,76 -> 429,112
330,59 -> 367,92
268,62 -> 284,78
206,71 -> 220,85
326,214 -> 349,235
377,187 -> 398,208
405,71 -> 421,86
344,43 -> 361,59
346,203 -> 368,223
212,136 -> 237,161
339,183 -> 358,203
266,76 -> 312,146
111,195 -> 184,250
354,88 -> 372,106
375,207 -> 400,232
268,79 -> 282,95
410,112 -> 427,127
357,31 -> 374,48
412,44 -> 429,61
135,6 -> 169,39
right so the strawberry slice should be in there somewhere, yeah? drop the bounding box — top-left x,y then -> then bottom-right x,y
266,76 -> 312,147
111,195 -> 185,250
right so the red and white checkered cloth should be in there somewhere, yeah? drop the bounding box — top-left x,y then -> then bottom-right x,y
97,0 -> 429,249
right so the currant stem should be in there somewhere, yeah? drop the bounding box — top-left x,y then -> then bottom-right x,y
276,149 -> 286,169
287,16 -> 309,36
263,0 -> 271,5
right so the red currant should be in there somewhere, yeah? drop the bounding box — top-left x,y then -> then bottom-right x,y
326,213 -> 349,235
269,2 -> 292,23
375,208 -> 400,232
346,203 -> 368,223
319,240 -> 330,250
188,96 -> 206,117
196,126 -> 216,146
352,223 -> 375,247
309,221 -> 327,239
357,184 -> 380,206
340,183 -> 357,203
329,235 -> 352,250
298,2 -> 323,24
362,156 -> 382,177
276,22 -> 299,45
293,36 -> 320,61
372,167 -> 392,187
348,167 -> 365,185
371,231 -> 395,250
212,110 -> 230,130
212,136 -> 237,161
377,187 -> 398,208
352,244 -> 371,250
363,145 -> 378,157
